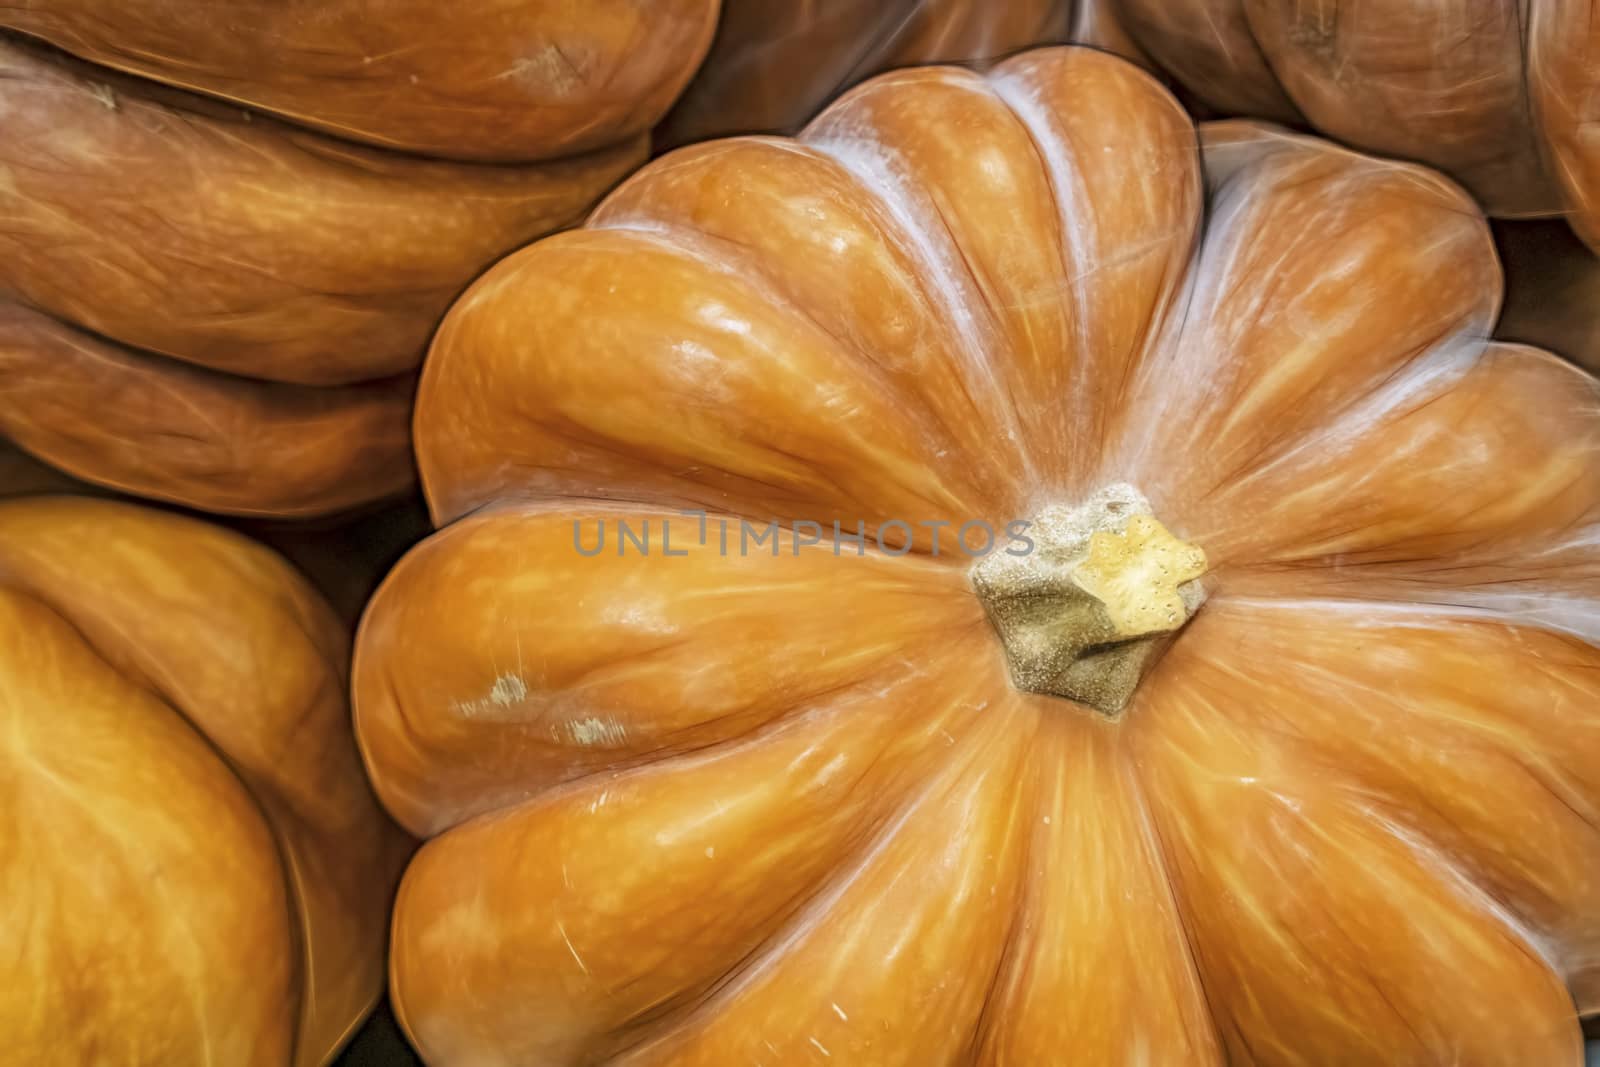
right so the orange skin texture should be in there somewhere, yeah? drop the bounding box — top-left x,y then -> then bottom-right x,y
0,496 -> 413,1066
0,40 -> 641,517
358,48 -> 1599,1065
0,0 -> 719,162
1109,0 -> 1600,229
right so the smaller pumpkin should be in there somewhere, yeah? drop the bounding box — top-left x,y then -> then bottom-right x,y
0,495 -> 411,1066
1108,0 -> 1600,244
0,0 -> 719,161
0,38 -> 639,516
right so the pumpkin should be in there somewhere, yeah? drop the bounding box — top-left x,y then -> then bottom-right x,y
1107,0 -> 1600,244
0,495 -> 411,1065
0,0 -> 718,161
0,39 -> 639,517
354,48 -> 1600,1064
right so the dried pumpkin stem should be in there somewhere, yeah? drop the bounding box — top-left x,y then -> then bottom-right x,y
971,484 -> 1208,716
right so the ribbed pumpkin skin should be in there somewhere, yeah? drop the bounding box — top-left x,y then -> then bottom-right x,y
1108,0 -> 1600,240
356,48 -> 1599,1066
0,497 -> 412,1066
0,39 -> 641,517
0,0 -> 718,162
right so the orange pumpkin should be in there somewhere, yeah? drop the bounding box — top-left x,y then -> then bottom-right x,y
1107,0 -> 1600,245
355,48 -> 1600,1064
0,496 -> 411,1065
0,0 -> 718,161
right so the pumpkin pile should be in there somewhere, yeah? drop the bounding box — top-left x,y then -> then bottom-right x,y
0,3 -> 715,516
2,3 -> 1598,1065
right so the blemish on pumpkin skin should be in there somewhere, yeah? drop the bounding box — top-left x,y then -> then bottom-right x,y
452,672 -> 528,719
564,717 -> 628,747
84,82 -> 117,110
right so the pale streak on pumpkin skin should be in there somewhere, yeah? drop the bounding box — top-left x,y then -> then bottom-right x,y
371,48 -> 1600,1065
1108,120 -> 1503,518
0,498 -> 412,1067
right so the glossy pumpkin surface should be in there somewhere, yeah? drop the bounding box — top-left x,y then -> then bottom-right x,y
1110,0 -> 1600,240
0,0 -> 718,161
356,48 -> 1599,1065
0,40 -> 639,517
0,496 -> 411,1065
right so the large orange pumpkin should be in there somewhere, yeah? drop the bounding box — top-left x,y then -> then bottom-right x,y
355,48 -> 1600,1064
1106,0 -> 1600,245
0,496 -> 411,1065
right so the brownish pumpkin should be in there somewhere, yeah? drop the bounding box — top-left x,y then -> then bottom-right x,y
0,1 -> 718,161
1108,0 -> 1600,241
0,39 -> 639,516
0,495 -> 411,1065
355,47 -> 1600,1064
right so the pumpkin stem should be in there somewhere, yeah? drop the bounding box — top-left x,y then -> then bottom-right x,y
971,484 -> 1208,716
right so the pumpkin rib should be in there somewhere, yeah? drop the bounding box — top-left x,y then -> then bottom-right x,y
1156,600 -> 1600,1012
415,228 -> 984,538
988,47 -> 1205,488
604,700 -> 1040,1067
587,217 -> 1000,514
1114,120 -> 1502,531
0,585 -> 300,1067
807,64 -> 1104,493
970,712 -> 1226,1064
0,36 -> 646,387
0,498 -> 409,1066
1115,0 -> 1303,123
354,504 -> 986,836
0,301 -> 415,518
801,86 -> 1045,493
1130,636 -> 1588,1063
590,135 -> 1033,508
0,0 -> 719,162
388,649 -> 1014,1064
1190,342 -> 1600,575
